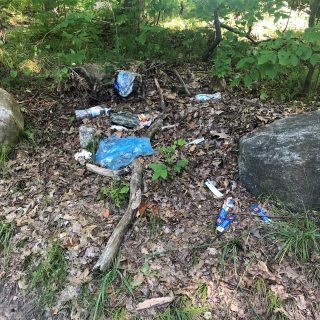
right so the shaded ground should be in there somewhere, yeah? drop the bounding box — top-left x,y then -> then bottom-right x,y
0,63 -> 320,319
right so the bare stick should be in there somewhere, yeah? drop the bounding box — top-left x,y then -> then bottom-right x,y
86,163 -> 126,179
94,160 -> 143,272
173,69 -> 191,96
154,78 -> 167,111
93,120 -> 162,272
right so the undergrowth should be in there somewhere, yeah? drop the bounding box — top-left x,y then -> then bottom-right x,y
155,295 -> 206,320
0,221 -> 15,250
98,180 -> 130,208
30,241 -> 67,306
266,212 -> 320,262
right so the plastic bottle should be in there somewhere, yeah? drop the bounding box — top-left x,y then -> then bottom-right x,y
194,92 -> 221,102
75,105 -> 111,120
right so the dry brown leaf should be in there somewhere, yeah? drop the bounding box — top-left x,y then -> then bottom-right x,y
210,130 -> 230,139
101,208 -> 110,219
137,201 -> 151,217
136,296 -> 174,311
189,145 -> 196,152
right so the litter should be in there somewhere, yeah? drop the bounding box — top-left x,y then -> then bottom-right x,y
75,105 -> 111,120
216,197 -> 236,227
205,179 -> 223,198
216,213 -> 236,233
74,149 -> 92,165
110,125 -> 129,131
110,112 -> 154,129
79,125 -> 96,148
250,203 -> 271,223
95,135 -> 154,170
194,92 -> 221,102
186,137 -> 205,146
110,112 -> 140,128
114,70 -> 140,97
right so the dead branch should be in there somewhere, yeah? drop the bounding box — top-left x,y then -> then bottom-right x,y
93,118 -> 162,272
220,23 -> 272,45
94,160 -> 143,272
203,8 -> 222,61
154,78 -> 167,111
173,69 -> 191,96
86,163 -> 126,179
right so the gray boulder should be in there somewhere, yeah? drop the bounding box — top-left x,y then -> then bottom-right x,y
0,88 -> 24,146
239,111 -> 320,211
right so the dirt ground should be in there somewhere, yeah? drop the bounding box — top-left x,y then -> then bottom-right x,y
0,63 -> 319,319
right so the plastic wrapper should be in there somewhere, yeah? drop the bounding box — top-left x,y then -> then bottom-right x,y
250,203 -> 271,223
216,214 -> 236,233
216,197 -> 236,226
74,149 -> 92,165
95,136 -> 154,170
114,70 -> 139,97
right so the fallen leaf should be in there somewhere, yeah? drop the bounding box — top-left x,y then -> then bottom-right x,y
137,201 -> 151,217
189,145 -> 196,152
101,208 -> 110,219
136,296 -> 174,310
210,130 -> 230,139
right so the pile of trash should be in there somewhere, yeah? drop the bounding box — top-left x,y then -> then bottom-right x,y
73,69 -> 222,172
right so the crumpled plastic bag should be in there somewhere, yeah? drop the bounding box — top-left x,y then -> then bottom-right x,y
95,136 -> 154,170
114,70 -> 138,97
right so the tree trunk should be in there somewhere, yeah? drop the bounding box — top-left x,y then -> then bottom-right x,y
203,9 -> 222,61
303,0 -> 320,94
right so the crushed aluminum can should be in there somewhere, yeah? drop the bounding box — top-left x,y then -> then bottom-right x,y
205,180 -> 223,198
186,137 -> 205,146
216,197 -> 236,226
250,203 -> 271,223
216,214 -> 236,233
194,92 -> 221,102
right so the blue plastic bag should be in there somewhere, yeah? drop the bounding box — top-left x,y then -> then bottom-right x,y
114,70 -> 137,97
95,136 -> 154,170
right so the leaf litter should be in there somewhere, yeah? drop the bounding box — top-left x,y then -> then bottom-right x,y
0,62 -> 319,319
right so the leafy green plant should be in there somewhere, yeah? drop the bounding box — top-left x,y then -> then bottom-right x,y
267,213 -> 320,263
150,139 -> 188,181
99,181 -> 130,208
0,221 -> 15,250
30,241 -> 67,306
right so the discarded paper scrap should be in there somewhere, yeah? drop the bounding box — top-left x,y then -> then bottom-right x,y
205,179 -> 223,198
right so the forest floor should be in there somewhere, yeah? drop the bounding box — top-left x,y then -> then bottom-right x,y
0,63 -> 319,320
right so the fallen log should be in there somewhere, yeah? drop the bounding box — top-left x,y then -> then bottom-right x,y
93,118 -> 163,272
93,159 -> 143,272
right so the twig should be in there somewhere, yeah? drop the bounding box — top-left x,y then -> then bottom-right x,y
154,78 -> 167,111
94,160 -> 143,272
162,124 -> 179,130
173,69 -> 191,96
220,23 -> 272,45
86,163 -> 127,179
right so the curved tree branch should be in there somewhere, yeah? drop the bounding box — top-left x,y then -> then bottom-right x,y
203,8 -> 222,61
